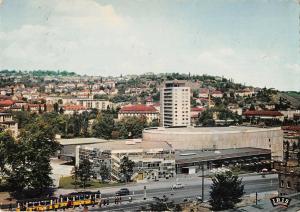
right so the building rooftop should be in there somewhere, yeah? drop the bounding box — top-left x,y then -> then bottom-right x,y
243,110 -> 284,117
119,104 -> 157,113
80,139 -> 173,151
58,137 -> 109,145
143,126 -> 282,135
0,100 -> 15,106
282,125 -> 300,132
191,107 -> 206,112
176,147 -> 271,163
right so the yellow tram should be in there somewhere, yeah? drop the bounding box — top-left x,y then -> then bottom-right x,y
16,191 -> 101,211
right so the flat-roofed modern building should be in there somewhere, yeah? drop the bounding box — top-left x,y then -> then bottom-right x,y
143,126 -> 284,161
160,80 -> 191,127
175,147 -> 271,174
76,139 -> 175,182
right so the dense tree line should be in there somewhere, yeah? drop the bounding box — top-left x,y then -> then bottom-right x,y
0,70 -> 77,77
13,109 -> 154,140
197,107 -> 242,127
92,114 -> 151,139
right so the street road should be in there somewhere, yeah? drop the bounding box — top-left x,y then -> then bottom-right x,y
57,174 -> 279,211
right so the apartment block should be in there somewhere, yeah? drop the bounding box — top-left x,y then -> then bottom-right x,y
160,80 -> 191,127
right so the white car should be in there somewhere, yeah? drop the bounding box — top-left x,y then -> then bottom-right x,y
172,183 -> 184,189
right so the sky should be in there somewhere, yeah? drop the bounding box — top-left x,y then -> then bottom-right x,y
0,0 -> 299,91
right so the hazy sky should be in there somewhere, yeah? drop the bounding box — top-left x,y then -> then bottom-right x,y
0,0 -> 299,91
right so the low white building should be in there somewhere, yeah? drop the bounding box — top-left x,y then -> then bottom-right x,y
76,139 -> 175,182
46,96 -> 114,111
63,105 -> 89,114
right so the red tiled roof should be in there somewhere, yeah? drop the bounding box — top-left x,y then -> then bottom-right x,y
243,110 -> 283,117
191,107 -> 206,112
197,98 -> 209,101
0,100 -> 15,106
191,114 -> 200,118
199,88 -> 209,93
145,96 -> 153,102
120,104 -> 157,113
282,126 -> 300,132
63,105 -> 87,111
211,90 -> 223,94
27,104 -> 45,108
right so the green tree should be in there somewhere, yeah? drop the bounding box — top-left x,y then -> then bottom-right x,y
148,196 -> 181,211
76,159 -> 93,189
197,110 -> 215,126
13,111 -> 37,129
0,131 -> 17,184
53,103 -> 59,113
99,164 -> 110,182
6,120 -> 60,198
80,112 -> 90,137
71,166 -> 80,189
93,94 -> 109,100
120,156 -> 135,182
117,116 -> 148,138
209,171 -> 244,211
92,114 -> 115,139
149,118 -> 159,127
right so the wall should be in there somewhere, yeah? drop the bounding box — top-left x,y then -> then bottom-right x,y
143,127 -> 283,161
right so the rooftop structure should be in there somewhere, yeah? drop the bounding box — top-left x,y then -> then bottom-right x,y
175,147 -> 271,174
77,139 -> 175,181
143,126 -> 283,161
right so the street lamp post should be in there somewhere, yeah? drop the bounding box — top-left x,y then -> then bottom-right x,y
201,163 -> 204,201
144,186 -> 147,200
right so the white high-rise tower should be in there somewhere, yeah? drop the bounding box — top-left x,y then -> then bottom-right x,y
160,80 -> 191,127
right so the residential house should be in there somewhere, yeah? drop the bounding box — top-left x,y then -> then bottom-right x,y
118,104 -> 159,123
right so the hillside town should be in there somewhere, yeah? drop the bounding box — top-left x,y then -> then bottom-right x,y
1,0 -> 299,211
1,70 -> 300,211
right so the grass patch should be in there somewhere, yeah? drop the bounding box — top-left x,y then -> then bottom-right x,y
59,176 -> 125,189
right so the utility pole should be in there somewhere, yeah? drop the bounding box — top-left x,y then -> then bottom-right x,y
255,192 -> 258,205
202,164 -> 204,201
144,185 -> 147,200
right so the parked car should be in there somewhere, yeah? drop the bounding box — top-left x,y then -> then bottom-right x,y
115,188 -> 130,196
196,196 -> 203,202
172,183 -> 184,189
183,197 -> 191,202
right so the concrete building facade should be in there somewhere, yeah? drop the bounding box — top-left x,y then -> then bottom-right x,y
76,139 -> 175,182
0,112 -> 18,137
160,80 -> 191,127
273,161 -> 300,196
143,126 -> 283,161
